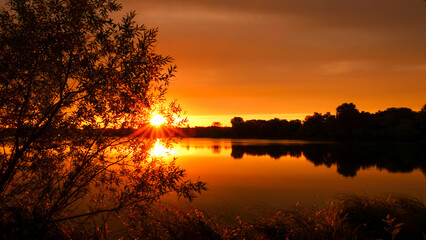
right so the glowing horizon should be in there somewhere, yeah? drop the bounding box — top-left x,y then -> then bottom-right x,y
186,113 -> 309,127
117,1 -> 426,121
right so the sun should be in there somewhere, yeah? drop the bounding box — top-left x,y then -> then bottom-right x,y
150,114 -> 166,127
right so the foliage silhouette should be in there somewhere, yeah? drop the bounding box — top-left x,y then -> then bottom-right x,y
183,103 -> 426,142
0,0 -> 204,238
211,122 -> 222,127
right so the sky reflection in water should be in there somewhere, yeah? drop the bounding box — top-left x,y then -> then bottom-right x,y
160,138 -> 426,213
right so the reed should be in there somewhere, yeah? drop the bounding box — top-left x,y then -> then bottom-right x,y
1,194 -> 424,239
128,194 -> 425,240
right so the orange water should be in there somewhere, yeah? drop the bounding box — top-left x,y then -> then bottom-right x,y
161,138 -> 426,213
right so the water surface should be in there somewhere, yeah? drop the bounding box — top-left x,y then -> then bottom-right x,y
163,138 -> 426,212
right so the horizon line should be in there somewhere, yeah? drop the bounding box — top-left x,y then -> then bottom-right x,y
186,113 -> 310,127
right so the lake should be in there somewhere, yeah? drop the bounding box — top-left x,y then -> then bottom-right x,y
161,138 -> 426,213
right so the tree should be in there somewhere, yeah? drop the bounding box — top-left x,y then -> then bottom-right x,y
230,117 -> 244,128
0,0 -> 204,237
336,103 -> 360,120
300,112 -> 327,138
211,122 -> 222,127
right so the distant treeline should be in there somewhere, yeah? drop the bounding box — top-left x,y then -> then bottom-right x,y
181,103 -> 426,141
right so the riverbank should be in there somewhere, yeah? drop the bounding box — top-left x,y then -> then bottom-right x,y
1,195 -> 425,239
134,194 -> 426,240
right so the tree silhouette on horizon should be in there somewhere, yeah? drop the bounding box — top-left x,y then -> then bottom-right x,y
185,103 -> 426,142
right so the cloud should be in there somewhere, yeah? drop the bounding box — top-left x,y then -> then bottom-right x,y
318,61 -> 376,75
115,0 -> 426,116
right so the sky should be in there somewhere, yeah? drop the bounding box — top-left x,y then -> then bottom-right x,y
5,0 -> 426,126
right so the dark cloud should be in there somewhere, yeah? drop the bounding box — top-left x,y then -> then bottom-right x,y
128,0 -> 426,29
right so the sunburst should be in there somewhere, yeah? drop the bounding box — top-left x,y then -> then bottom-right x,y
150,114 -> 166,127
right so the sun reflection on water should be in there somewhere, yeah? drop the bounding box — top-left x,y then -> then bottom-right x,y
150,139 -> 176,157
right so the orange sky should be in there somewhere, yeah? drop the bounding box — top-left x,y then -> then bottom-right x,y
119,0 -> 426,126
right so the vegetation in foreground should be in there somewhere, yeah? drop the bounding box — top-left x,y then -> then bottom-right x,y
2,194 -> 424,239
0,0 -> 204,238
134,195 -> 426,240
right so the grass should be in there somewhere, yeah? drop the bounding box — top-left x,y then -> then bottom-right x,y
1,194 -> 425,239
129,194 -> 426,240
